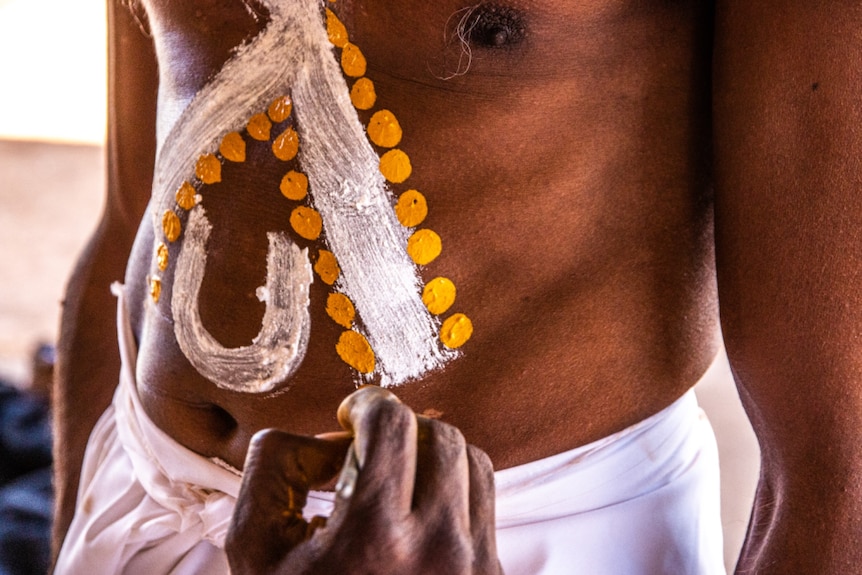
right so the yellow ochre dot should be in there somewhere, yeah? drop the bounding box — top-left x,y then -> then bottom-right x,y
341,42 -> 367,77
149,277 -> 162,304
195,154 -> 222,184
247,113 -> 272,141
326,292 -> 356,329
280,170 -> 308,201
440,313 -> 473,349
406,229 -> 442,265
395,190 -> 428,227
379,149 -> 412,183
290,206 -> 323,240
162,210 -> 182,242
176,182 -> 197,210
326,8 -> 349,48
367,109 -> 403,148
336,330 -> 375,374
219,132 -> 246,162
350,77 -> 376,110
156,243 -> 169,271
422,277 -> 456,315
314,250 -> 340,285
268,96 -> 293,123
273,127 -> 300,161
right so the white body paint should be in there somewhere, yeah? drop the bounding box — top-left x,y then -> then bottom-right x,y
171,205 -> 312,393
152,0 -> 452,390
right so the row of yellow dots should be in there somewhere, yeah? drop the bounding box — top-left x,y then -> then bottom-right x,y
149,95 -> 337,307
325,8 -> 474,368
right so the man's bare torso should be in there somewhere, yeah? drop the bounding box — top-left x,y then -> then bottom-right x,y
124,0 -> 719,471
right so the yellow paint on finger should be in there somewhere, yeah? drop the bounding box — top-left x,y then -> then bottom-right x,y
219,132 -> 246,162
336,330 -> 375,374
341,42 -> 367,77
406,229 -> 442,265
247,113 -> 272,141
162,210 -> 182,242
394,189 -> 427,227
350,77 -> 376,110
156,243 -> 169,271
268,96 -> 293,123
326,8 -> 349,48
176,182 -> 197,210
273,127 -> 300,161
379,149 -> 412,183
280,170 -> 308,201
326,292 -> 356,328
314,250 -> 340,285
367,110 -> 402,148
290,206 -> 323,240
195,154 -> 222,184
440,313 -> 473,349
422,277 -> 456,315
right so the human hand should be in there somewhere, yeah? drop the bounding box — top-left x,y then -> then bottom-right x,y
226,386 -> 502,574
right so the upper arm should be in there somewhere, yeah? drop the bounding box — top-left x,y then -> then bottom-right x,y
107,0 -> 158,222
713,1 -> 862,570
51,0 -> 158,559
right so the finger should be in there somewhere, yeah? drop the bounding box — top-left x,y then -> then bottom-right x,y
226,429 -> 350,573
466,444 -> 501,574
335,386 -> 417,516
412,416 -> 471,532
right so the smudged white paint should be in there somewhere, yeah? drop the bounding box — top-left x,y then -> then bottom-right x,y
152,0 -> 452,389
288,1 -> 455,386
171,205 -> 312,393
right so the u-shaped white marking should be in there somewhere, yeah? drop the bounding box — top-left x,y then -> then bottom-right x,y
170,205 -> 312,393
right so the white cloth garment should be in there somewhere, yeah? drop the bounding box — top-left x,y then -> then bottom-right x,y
55,287 -> 725,574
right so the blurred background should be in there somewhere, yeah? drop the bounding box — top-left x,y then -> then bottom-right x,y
0,0 -> 106,383
0,2 -> 107,571
0,0 -> 760,571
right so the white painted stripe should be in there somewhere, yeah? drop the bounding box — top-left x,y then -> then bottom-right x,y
286,1 -> 453,386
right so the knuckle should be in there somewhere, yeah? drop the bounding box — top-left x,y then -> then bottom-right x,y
420,417 -> 467,454
466,444 -> 493,472
361,398 -> 415,435
467,444 -> 495,486
351,401 -> 416,476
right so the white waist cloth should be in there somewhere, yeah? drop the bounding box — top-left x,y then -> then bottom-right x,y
56,287 -> 725,574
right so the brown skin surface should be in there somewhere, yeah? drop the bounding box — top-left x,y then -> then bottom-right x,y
713,2 -> 862,571
52,0 -> 862,571
130,0 -> 718,467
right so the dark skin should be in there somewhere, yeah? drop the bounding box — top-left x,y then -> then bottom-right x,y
53,0 -> 862,572
227,387 -> 502,574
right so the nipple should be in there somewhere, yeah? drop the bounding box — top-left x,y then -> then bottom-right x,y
462,3 -> 527,48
